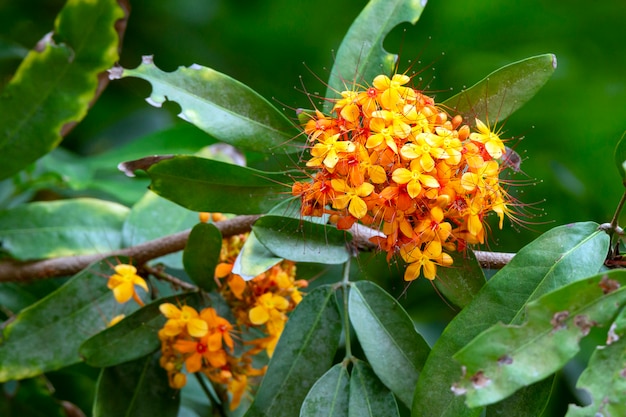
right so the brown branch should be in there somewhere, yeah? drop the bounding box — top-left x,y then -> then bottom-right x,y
0,214 -> 515,283
0,215 -> 260,283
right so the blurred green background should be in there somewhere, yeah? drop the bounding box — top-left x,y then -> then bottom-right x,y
2,0 -> 625,252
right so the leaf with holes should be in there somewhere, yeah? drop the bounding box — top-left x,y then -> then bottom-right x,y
114,57 -> 301,154
325,0 -> 427,110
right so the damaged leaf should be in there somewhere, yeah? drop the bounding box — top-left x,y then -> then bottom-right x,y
453,270 -> 626,408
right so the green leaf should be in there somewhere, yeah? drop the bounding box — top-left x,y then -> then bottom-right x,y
232,231 -> 283,280
325,0 -> 427,109
412,222 -> 610,417
613,130 -> 626,184
0,198 -> 129,260
433,249 -> 486,309
0,257 -> 139,382
79,292 -> 203,368
146,156 -> 293,214
566,306 -> 626,416
0,0 -> 127,180
183,223 -> 222,291
485,378 -> 555,417
300,363 -> 350,417
349,281 -> 430,408
453,271 -> 626,407
244,285 -> 342,417
252,215 -> 352,264
442,54 -> 557,125
348,360 -> 400,417
115,56 -> 301,154
123,192 -> 199,269
93,352 -> 179,417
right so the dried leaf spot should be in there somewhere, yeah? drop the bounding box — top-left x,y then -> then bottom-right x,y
450,383 -> 467,396
497,354 -> 513,365
599,275 -> 620,294
118,155 -> 174,177
573,314 -> 597,337
551,310 -> 569,331
620,368 -> 626,378
470,371 -> 491,389
607,322 -> 620,345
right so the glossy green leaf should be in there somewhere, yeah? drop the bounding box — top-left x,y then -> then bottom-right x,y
123,192 -> 199,269
79,292 -> 203,368
232,231 -> 283,280
348,360 -> 400,417
349,280 -> 429,408
0,0 -> 127,180
244,285 -> 342,417
433,249 -> 486,309
0,257 -> 139,382
183,223 -> 222,291
300,363 -> 350,417
325,0 -> 426,109
93,352 -> 179,417
115,56 -> 301,153
412,222 -> 610,417
253,215 -> 352,264
454,270 -> 626,407
442,54 -> 557,125
613,131 -> 626,184
146,156 -> 293,214
566,305 -> 626,417
0,198 -> 128,261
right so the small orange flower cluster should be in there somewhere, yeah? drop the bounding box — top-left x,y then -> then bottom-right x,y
215,233 -> 307,357
293,74 -> 513,281
158,228 -> 306,410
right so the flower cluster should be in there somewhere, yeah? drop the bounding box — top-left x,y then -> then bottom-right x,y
158,219 -> 306,410
293,74 -> 514,281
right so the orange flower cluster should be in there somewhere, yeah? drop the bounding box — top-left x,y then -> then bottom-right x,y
293,74 -> 513,281
158,228 -> 306,410
215,233 -> 307,357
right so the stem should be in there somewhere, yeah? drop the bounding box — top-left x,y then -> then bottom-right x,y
194,373 -> 226,417
610,190 -> 626,232
341,260 -> 352,359
142,264 -> 197,291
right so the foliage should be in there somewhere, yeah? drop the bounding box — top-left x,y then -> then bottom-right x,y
0,0 -> 625,416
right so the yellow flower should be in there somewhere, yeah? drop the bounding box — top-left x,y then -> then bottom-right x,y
307,133 -> 356,169
470,119 -> 505,159
107,264 -> 148,306
400,240 -> 452,281
400,132 -> 448,172
249,293 -> 289,325
159,304 -> 209,338
372,73 -> 416,109
391,160 -> 440,199
330,179 -> 375,218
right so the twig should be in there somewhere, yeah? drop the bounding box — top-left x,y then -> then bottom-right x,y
0,214 -> 515,282
142,264 -> 197,291
0,215 -> 260,282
